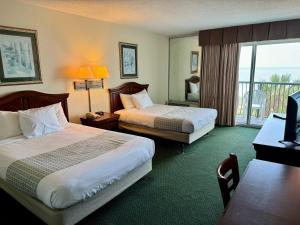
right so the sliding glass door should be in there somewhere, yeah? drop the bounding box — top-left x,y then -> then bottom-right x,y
237,46 -> 253,125
236,41 -> 300,126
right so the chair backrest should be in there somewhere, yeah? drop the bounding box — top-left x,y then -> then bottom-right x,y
217,153 -> 240,208
252,90 -> 266,105
243,90 -> 266,105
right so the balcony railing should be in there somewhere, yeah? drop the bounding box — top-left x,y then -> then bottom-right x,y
237,81 -> 300,124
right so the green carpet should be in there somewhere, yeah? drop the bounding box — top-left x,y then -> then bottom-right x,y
0,127 -> 258,225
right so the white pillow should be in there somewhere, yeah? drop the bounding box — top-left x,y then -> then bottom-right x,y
28,103 -> 69,128
120,94 -> 135,109
0,111 -> 22,140
52,103 -> 69,128
19,106 -> 63,138
189,82 -> 199,94
131,89 -> 153,109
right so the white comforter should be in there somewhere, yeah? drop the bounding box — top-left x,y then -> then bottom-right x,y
0,123 -> 155,209
115,104 -> 217,133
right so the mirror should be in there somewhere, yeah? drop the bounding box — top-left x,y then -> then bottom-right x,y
169,35 -> 201,107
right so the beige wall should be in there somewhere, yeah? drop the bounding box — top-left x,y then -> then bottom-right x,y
0,0 -> 169,122
169,36 -> 201,101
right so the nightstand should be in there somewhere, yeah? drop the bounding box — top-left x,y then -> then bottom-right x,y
80,112 -> 119,131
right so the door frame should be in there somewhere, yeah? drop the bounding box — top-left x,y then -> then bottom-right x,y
238,39 -> 300,127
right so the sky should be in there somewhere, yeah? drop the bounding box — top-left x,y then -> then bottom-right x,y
239,42 -> 300,68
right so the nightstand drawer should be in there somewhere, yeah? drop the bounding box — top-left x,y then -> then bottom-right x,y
98,121 -> 118,131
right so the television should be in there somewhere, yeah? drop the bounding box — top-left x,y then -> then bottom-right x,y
284,91 -> 300,143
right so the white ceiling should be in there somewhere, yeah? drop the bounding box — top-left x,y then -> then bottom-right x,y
22,0 -> 300,36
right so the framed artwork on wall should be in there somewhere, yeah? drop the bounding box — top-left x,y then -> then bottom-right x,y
191,51 -> 199,74
119,42 -> 138,79
0,26 -> 42,86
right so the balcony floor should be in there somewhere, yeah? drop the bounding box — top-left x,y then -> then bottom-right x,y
235,115 -> 266,126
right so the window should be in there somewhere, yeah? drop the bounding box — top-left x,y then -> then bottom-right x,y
236,41 -> 300,126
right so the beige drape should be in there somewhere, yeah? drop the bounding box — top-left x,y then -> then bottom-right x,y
200,43 -> 240,126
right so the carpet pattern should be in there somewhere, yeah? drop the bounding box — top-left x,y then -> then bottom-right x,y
0,127 -> 258,225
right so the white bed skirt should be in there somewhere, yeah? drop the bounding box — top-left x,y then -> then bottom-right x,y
119,120 -> 215,144
0,159 -> 152,225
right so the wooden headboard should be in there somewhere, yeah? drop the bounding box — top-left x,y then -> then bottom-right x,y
108,82 -> 149,113
185,76 -> 200,100
0,91 -> 69,120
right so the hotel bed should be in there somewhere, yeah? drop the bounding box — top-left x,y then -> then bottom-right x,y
109,82 -> 217,144
0,91 -> 154,225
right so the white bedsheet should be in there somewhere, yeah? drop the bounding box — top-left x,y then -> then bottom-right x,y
115,104 -> 217,133
0,123 -> 155,209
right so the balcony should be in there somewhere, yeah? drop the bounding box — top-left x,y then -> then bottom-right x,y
236,81 -> 300,126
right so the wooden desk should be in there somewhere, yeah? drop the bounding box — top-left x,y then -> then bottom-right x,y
253,113 -> 300,167
218,159 -> 300,225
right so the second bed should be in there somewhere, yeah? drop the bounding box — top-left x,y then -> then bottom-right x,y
109,82 -> 217,144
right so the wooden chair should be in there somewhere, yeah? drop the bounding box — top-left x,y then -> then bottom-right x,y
217,153 -> 240,208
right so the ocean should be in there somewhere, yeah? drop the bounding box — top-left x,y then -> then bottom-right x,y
239,67 -> 300,82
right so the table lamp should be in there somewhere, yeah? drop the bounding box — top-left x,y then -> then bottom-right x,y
74,66 -> 94,112
74,65 -> 110,112
91,65 -> 109,88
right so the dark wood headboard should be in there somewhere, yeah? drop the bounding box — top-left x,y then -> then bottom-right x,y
0,91 -> 69,120
185,76 -> 200,100
108,82 -> 149,113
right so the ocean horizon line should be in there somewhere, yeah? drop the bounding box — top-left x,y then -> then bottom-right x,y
240,66 -> 300,69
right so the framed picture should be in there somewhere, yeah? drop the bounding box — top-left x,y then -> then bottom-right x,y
119,42 -> 138,79
0,26 -> 42,86
191,51 -> 199,74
